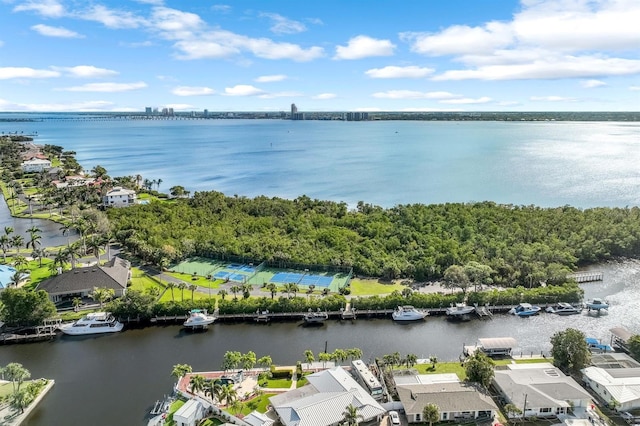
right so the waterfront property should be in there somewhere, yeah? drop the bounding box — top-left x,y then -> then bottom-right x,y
394,373 -> 498,424
582,353 -> 640,411
493,363 -> 592,419
21,158 -> 51,173
465,337 -> 518,358
0,264 -> 19,289
266,367 -> 386,426
102,186 -> 137,207
37,256 -> 131,303
59,312 -> 124,335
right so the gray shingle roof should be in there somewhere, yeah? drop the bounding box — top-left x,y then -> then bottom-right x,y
397,382 -> 498,415
37,257 -> 130,296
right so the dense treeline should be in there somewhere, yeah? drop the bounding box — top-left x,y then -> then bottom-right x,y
108,191 -> 640,285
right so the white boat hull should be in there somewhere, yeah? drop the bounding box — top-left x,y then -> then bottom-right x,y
60,322 -> 124,335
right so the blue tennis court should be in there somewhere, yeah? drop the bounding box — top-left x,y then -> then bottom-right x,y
227,264 -> 255,273
228,273 -> 247,282
227,263 -> 243,269
214,271 -> 230,279
270,272 -> 333,287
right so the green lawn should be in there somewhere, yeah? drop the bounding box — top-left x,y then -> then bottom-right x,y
165,271 -> 224,289
0,382 -> 14,398
350,278 -> 405,296
411,357 -> 553,380
262,378 -> 292,389
129,267 -> 219,302
239,393 -> 276,416
164,399 -> 185,426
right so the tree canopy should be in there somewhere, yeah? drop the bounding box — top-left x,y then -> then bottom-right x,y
464,351 -> 495,388
0,288 -> 56,327
108,192 -> 640,283
550,328 -> 591,374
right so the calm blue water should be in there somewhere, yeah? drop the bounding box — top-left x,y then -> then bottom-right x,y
3,117 -> 640,208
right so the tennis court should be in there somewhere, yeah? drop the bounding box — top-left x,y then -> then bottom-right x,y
214,271 -> 249,283
270,272 -> 333,287
171,257 -> 226,276
227,264 -> 255,273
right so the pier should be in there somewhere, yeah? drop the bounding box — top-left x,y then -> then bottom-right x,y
567,271 -> 603,283
0,319 -> 61,345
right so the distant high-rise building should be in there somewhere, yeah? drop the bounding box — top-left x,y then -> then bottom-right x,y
346,112 -> 369,121
291,103 -> 298,115
203,109 -> 208,118
145,107 -> 152,115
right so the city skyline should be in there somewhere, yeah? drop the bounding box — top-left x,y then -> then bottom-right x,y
0,0 -> 638,112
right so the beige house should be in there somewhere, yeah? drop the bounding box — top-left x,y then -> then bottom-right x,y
102,186 -> 137,207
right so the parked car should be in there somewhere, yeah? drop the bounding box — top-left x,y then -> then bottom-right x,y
389,410 -> 401,425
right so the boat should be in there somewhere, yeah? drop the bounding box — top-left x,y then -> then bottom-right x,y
586,337 -> 614,353
59,312 -> 123,335
509,303 -> 541,317
392,305 -> 428,322
584,298 -> 609,312
545,302 -> 581,315
445,303 -> 475,319
183,309 -> 216,329
303,309 -> 329,324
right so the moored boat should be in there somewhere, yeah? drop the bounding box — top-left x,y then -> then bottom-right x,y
59,312 -> 124,335
545,302 -> 581,315
445,303 -> 475,320
183,309 -> 216,329
584,298 -> 609,312
392,305 -> 428,322
509,303 -> 541,317
586,337 -> 613,353
303,309 -> 329,324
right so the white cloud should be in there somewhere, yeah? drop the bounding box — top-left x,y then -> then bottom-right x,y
120,40 -> 154,48
334,35 -> 395,60
312,93 -> 337,100
52,66 -> 119,78
258,91 -> 303,99
0,67 -> 60,80
433,56 -> 640,81
530,96 -> 577,102
402,21 -> 513,56
255,74 -> 287,83
57,82 -> 147,92
408,0 -> 640,82
260,13 -> 306,34
172,86 -> 215,96
212,5 -> 232,13
630,86 -> 640,91
224,85 -> 264,96
0,98 -> 115,112
365,66 -> 434,79
13,0 -> 65,18
173,40 -> 240,59
371,90 -> 461,100
79,5 -> 146,29
31,24 -> 84,38
150,7 -> 204,40
580,79 -> 607,88
439,96 -> 492,104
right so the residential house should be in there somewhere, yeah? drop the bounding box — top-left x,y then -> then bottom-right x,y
267,366 -> 386,426
37,257 -> 131,303
492,363 -> 592,419
21,158 -> 52,173
582,353 -> 640,411
173,399 -> 204,426
102,186 -> 137,207
394,373 -> 498,423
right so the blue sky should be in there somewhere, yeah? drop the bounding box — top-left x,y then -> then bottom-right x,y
0,0 -> 638,112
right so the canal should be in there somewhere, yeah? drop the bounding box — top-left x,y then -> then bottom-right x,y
1,260 -> 639,425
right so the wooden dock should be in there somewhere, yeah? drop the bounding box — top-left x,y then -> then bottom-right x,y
0,319 -> 61,344
567,271 -> 603,283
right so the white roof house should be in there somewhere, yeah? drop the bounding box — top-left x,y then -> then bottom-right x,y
395,374 -> 499,424
21,158 -> 52,173
582,366 -> 640,411
493,363 -> 592,419
173,399 -> 204,426
269,367 -> 386,426
102,186 -> 137,207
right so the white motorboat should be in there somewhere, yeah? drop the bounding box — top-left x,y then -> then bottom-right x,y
584,298 -> 609,312
509,303 -> 541,317
446,303 -> 475,319
59,312 -> 123,335
546,302 -> 580,315
392,305 -> 428,322
183,309 -> 216,328
303,309 -> 329,324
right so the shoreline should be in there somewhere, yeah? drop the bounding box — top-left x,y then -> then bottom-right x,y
0,379 -> 55,426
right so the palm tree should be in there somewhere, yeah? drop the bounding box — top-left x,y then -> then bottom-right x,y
423,403 -> 440,426
25,226 -> 41,252
342,404 -> 363,426
11,235 -> 24,255
429,355 -> 438,370
90,287 -> 115,309
322,287 -> 330,296
5,363 -> 30,393
72,297 -> 82,312
257,355 -> 273,371
178,282 -> 187,301
405,353 -> 418,368
318,352 -> 331,368
347,348 -> 363,361
4,226 -> 14,238
9,270 -> 26,287
332,349 -> 348,366
156,178 -> 163,191
304,350 -> 315,365
63,242 -> 81,269
171,364 -> 192,379
31,247 -> 47,268
188,284 -> 197,301
307,284 -> 316,298
59,222 -> 74,247
0,235 -> 10,262
217,289 -> 227,300
51,248 -> 67,273
241,283 -> 252,299
266,282 -> 277,299
230,285 -> 241,300
219,383 -> 237,407
12,255 -> 27,271
9,389 -> 30,414
86,236 -> 102,265
166,282 -> 176,301
190,374 -> 206,395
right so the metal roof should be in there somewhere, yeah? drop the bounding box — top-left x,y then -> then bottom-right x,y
610,327 -> 634,343
478,337 -> 517,349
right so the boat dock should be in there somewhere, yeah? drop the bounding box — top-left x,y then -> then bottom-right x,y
0,319 -> 61,345
340,304 -> 356,320
567,271 -> 603,283
474,305 -> 493,319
